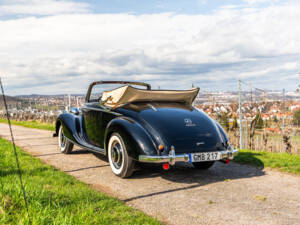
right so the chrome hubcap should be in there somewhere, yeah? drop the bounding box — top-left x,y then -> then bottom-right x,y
60,129 -> 66,148
111,141 -> 123,169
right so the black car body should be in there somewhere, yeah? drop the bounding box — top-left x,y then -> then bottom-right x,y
55,81 -> 238,178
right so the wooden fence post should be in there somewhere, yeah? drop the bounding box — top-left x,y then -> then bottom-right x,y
293,144 -> 295,155
261,135 -> 263,152
255,136 -> 258,150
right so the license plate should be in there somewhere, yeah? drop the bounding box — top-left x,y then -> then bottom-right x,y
189,152 -> 222,162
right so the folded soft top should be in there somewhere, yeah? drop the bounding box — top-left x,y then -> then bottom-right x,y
101,85 -> 199,107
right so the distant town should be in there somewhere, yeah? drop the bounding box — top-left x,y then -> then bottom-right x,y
2,89 -> 300,120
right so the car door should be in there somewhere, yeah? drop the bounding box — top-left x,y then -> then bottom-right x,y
82,84 -> 105,148
82,83 -> 119,148
82,102 -> 104,147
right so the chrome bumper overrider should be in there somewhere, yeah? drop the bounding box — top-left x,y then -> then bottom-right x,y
138,146 -> 239,165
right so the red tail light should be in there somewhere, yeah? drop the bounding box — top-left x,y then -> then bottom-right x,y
162,163 -> 170,170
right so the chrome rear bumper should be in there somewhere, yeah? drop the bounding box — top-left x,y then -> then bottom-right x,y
138,146 -> 239,165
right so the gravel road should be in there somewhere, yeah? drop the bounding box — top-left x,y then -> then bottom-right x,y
1,123 -> 300,225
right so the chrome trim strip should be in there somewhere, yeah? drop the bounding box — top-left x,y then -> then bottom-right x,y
139,146 -> 238,164
147,103 -> 157,112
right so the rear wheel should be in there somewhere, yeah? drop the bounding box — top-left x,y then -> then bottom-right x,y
58,126 -> 74,154
193,161 -> 215,170
108,133 -> 135,178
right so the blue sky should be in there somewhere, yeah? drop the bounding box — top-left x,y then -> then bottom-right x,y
87,0 -> 238,14
0,0 -> 288,17
0,0 -> 299,95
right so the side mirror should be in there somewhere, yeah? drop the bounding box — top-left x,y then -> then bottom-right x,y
70,107 -> 80,115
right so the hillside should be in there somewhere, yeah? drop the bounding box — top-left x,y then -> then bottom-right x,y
0,95 -> 23,108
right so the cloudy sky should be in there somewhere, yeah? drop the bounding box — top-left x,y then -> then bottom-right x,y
0,0 -> 299,95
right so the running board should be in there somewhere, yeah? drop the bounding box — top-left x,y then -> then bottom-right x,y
66,137 -> 105,155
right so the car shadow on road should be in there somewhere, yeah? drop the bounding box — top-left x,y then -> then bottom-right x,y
134,161 -> 265,182
91,152 -> 109,162
66,147 -> 265,203
71,147 -> 265,187
123,157 -> 265,202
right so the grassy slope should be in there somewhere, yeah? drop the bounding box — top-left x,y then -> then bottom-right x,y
0,118 -> 55,131
234,149 -> 300,174
0,138 -> 161,225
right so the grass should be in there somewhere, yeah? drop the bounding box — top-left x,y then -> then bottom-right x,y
0,118 -> 55,131
234,149 -> 300,174
0,138 -> 161,225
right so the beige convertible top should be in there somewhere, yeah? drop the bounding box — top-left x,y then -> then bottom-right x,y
101,85 -> 199,107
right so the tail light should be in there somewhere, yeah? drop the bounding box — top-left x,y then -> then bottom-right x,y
162,163 -> 170,170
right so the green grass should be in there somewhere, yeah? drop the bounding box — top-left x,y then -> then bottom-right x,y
0,118 -> 55,131
0,138 -> 161,225
234,149 -> 300,174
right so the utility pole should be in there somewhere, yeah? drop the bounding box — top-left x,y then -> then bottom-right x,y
298,72 -> 300,95
244,119 -> 248,149
245,120 -> 248,149
47,98 -> 49,114
76,96 -> 79,108
68,94 -> 71,110
250,81 -> 253,106
42,100 -> 44,113
282,88 -> 286,135
238,79 -> 243,149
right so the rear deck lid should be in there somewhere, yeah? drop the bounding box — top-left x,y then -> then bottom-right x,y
117,102 -> 226,153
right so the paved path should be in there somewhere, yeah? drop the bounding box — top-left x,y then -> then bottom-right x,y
1,123 -> 300,225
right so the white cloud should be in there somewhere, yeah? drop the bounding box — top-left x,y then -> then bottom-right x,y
0,0 -> 90,16
197,0 -> 207,5
0,2 -> 300,94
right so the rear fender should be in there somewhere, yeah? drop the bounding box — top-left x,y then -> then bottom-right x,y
215,122 -> 229,147
104,117 -> 157,160
55,113 -> 82,143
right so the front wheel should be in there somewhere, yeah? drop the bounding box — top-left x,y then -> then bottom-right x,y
108,133 -> 135,178
58,126 -> 74,154
193,161 -> 215,170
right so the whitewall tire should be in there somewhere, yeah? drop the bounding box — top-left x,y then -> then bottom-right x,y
58,126 -> 74,154
108,133 -> 135,178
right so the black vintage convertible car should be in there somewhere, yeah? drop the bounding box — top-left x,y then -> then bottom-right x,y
54,81 -> 238,178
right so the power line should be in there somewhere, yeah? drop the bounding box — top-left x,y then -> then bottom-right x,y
239,79 -> 269,103
0,77 -> 31,223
